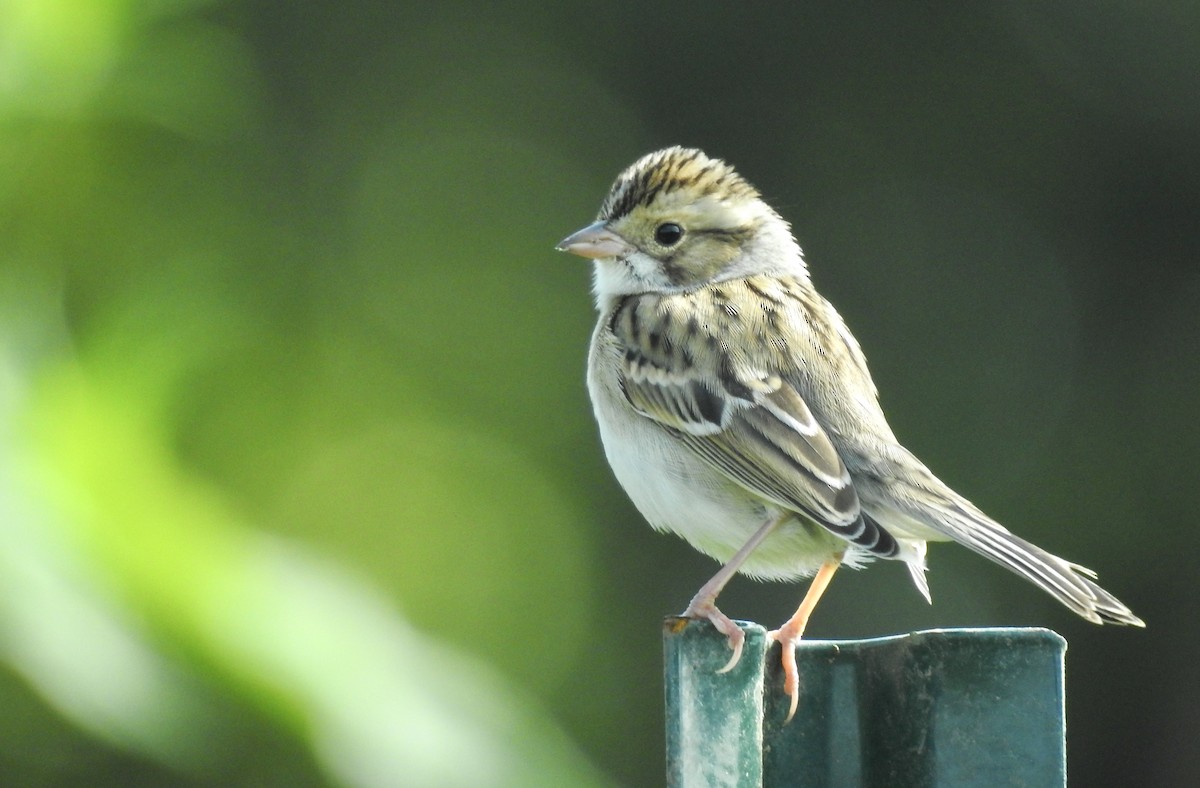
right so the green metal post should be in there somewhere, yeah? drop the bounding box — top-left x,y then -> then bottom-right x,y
664,618 -> 769,787
664,622 -> 1067,788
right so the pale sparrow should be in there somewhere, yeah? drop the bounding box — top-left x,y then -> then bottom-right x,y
558,147 -> 1143,720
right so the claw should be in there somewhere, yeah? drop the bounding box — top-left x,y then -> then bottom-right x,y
715,628 -> 745,674
767,627 -> 802,722
683,600 -> 745,673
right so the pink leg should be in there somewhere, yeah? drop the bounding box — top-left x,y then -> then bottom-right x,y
682,513 -> 789,673
768,557 -> 842,723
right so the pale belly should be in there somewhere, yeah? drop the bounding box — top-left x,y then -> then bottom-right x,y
589,360 -> 843,581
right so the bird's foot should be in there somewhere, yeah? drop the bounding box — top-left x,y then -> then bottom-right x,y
767,621 -> 804,723
766,557 -> 842,723
681,599 -> 745,674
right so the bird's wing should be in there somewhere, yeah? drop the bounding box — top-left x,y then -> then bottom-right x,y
612,296 -> 898,557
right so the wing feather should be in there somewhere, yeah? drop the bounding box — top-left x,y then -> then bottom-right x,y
610,288 -> 901,557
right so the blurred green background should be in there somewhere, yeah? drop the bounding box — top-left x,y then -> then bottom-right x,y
1,2 -> 1197,785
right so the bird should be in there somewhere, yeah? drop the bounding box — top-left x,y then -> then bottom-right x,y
556,146 -> 1144,721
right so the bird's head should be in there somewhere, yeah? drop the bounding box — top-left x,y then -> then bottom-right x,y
557,147 -> 806,305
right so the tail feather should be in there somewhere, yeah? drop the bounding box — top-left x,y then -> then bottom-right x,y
901,488 -> 1144,627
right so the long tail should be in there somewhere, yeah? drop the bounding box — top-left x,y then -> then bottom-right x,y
895,479 -> 1144,627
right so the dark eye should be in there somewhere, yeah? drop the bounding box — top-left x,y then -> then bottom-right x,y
655,222 -> 684,246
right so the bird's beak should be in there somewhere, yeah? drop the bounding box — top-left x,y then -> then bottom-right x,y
556,221 -> 635,259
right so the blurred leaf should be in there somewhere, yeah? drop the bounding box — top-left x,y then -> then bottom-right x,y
6,363 -> 610,786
